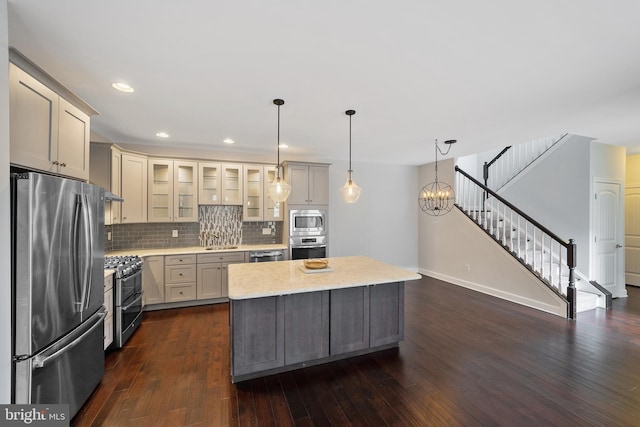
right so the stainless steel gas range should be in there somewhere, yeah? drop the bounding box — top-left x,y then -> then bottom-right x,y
104,255 -> 143,348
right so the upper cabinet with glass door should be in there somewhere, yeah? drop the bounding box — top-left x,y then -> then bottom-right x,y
148,159 -> 198,222
243,165 -> 263,221
263,165 -> 283,221
199,162 -> 243,205
149,159 -> 172,222
243,165 -> 283,222
174,161 -> 198,221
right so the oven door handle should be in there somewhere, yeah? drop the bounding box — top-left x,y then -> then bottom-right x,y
122,292 -> 144,311
293,245 -> 327,249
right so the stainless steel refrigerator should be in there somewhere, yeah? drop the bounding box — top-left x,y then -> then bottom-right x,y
11,172 -> 106,418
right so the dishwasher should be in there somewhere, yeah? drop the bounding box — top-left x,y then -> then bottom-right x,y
249,249 -> 285,262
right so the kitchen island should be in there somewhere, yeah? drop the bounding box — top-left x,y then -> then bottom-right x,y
228,256 -> 420,382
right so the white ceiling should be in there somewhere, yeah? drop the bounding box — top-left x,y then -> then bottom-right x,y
7,0 -> 640,165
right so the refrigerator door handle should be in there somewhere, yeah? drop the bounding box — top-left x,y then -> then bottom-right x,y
73,193 -> 84,312
82,194 -> 94,310
33,308 -> 106,369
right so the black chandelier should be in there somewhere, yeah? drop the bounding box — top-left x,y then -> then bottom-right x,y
419,139 -> 457,216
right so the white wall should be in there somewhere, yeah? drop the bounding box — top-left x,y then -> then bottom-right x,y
328,161 -> 418,271
418,159 -> 566,316
626,154 -> 640,286
499,135 -> 592,273
1,0 -> 12,403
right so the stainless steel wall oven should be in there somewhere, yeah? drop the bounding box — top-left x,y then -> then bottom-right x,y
289,209 -> 327,260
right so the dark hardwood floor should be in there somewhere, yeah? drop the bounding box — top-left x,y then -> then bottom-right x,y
72,277 -> 640,426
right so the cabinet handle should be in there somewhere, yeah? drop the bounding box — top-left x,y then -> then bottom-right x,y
52,160 -> 59,165
60,162 -> 66,167
178,273 -> 183,276
179,291 -> 184,295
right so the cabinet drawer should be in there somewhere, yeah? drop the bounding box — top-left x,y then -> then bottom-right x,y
165,254 -> 197,265
165,264 -> 197,283
166,283 -> 197,302
104,288 -> 113,319
197,251 -> 245,264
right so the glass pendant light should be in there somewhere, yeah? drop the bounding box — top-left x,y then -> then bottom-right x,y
340,109 -> 362,203
267,99 -> 291,203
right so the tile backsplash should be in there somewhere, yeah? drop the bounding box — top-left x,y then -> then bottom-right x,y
105,205 -> 284,252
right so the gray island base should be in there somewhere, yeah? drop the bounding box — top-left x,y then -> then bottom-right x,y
228,256 -> 420,383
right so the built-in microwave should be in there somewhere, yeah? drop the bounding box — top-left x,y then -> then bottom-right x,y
289,209 -> 326,237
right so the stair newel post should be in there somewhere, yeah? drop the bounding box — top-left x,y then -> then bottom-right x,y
482,161 -> 489,213
567,238 -> 577,319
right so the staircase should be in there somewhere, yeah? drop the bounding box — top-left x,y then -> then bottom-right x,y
483,133 -> 567,191
455,166 -> 611,318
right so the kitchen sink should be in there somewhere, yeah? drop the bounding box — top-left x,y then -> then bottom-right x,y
205,245 -> 239,251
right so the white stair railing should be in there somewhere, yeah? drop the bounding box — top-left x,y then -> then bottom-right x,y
484,134 -> 567,191
456,166 -> 578,318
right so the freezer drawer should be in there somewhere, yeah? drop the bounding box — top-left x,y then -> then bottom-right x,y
14,308 -> 106,418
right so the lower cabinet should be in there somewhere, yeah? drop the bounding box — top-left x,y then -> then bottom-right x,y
142,256 -> 165,305
196,252 -> 245,299
142,251 -> 247,307
284,291 -> 330,364
370,282 -> 405,347
330,287 -> 370,354
103,273 -> 114,350
231,282 -> 404,382
165,255 -> 197,303
231,296 -> 285,376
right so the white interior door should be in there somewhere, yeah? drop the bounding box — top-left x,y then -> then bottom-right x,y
625,187 -> 640,286
593,181 -> 625,297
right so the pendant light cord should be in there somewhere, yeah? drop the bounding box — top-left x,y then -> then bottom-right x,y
277,103 -> 281,178
273,99 -> 285,179
349,113 -> 352,174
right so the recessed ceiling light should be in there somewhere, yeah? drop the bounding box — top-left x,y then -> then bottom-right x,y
156,132 -> 170,138
279,143 -> 288,149
223,138 -> 235,144
112,82 -> 134,93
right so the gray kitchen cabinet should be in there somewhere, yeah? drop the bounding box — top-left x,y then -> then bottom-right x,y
244,164 -> 283,222
142,256 -> 165,305
330,286 -> 370,354
197,252 -> 245,299
284,291 -> 329,364
164,254 -> 197,303
230,282 -> 406,382
198,162 -> 244,205
103,273 -> 114,349
121,152 -> 148,223
111,147 -> 122,224
9,62 -> 92,181
89,143 -> 122,225
148,158 -> 198,222
197,262 -> 223,300
232,296 -> 285,376
284,162 -> 330,206
370,282 -> 404,347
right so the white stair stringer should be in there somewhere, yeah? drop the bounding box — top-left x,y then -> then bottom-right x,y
476,208 -> 603,313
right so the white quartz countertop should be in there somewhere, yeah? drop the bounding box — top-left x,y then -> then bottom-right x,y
106,243 -> 287,258
228,256 -> 420,299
